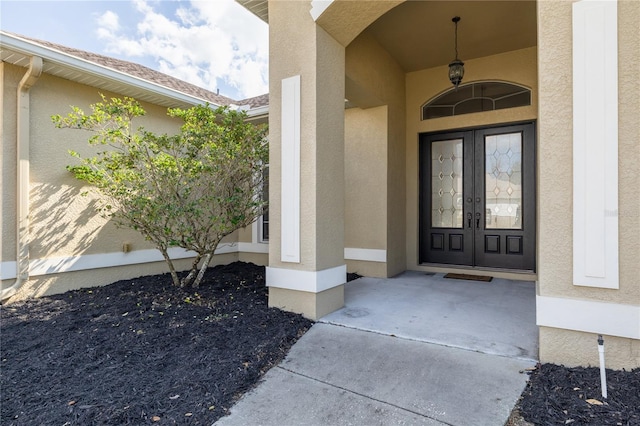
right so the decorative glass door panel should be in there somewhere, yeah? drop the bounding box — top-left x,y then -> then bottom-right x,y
431,139 -> 463,228
484,133 -> 522,230
420,123 -> 536,271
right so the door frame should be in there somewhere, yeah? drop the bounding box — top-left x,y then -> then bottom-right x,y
418,121 -> 537,272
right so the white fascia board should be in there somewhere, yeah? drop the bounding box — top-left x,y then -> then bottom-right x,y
0,32 -> 218,107
246,105 -> 269,117
537,295 -> 640,340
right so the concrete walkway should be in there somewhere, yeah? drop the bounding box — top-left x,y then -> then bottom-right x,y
215,272 -> 537,426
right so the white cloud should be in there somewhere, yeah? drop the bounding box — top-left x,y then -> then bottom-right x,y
95,10 -> 122,41
97,10 -> 121,32
95,0 -> 268,100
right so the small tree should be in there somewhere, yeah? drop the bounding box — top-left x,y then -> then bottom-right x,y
53,95 -> 268,287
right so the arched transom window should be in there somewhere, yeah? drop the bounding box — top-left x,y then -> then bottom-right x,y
422,81 -> 531,120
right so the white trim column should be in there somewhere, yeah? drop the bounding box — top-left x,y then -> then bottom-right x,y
572,0 -> 619,289
280,75 -> 301,263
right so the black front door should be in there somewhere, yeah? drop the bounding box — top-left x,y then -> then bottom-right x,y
419,123 -> 536,271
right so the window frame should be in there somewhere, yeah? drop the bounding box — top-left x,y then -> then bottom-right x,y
421,81 -> 532,120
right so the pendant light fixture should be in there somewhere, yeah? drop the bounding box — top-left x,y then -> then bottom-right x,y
448,16 -> 465,89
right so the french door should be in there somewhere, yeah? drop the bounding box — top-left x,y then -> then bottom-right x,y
419,123 -> 536,271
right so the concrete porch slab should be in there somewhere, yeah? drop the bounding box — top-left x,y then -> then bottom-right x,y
215,272 -> 538,426
320,271 -> 538,360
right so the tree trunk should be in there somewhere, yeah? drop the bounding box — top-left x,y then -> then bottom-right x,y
192,252 -> 213,288
159,248 -> 181,286
180,254 -> 202,288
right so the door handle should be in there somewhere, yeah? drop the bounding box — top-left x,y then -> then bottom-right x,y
467,212 -> 472,228
476,212 -> 481,228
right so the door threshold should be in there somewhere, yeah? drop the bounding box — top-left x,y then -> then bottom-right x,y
416,263 -> 537,281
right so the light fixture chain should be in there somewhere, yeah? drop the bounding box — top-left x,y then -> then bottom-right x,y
454,19 -> 459,59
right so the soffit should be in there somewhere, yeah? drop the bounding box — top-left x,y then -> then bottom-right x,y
0,49 -> 179,109
235,0 -> 268,23
364,1 -> 537,72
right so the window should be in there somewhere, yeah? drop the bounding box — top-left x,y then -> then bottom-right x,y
259,165 -> 269,242
422,81 -> 531,120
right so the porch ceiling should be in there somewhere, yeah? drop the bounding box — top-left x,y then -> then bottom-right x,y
237,1 -> 536,73
365,1 -> 537,72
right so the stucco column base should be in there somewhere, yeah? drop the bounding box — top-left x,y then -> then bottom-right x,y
539,327 -> 640,370
268,285 -> 344,321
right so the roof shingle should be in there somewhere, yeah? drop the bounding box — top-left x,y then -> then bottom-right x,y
8,32 -> 269,108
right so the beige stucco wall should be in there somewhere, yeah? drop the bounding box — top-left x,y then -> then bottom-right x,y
267,0 -> 638,366
316,0 -> 402,47
345,106 -> 387,252
345,31 -> 406,277
536,0 -> 639,368
238,252 -> 268,266
267,0 -> 345,272
2,62 -> 19,262
538,0 -> 639,304
29,73 -> 181,259
405,47 -> 539,274
540,327 -> 639,370
345,259 -> 388,278
1,63 -> 258,299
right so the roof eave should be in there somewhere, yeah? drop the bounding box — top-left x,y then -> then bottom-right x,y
0,31 -> 219,108
246,104 -> 269,117
235,0 -> 268,23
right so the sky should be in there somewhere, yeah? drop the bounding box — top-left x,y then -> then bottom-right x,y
0,0 -> 269,100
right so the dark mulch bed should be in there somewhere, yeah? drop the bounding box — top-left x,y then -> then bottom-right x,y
1,262 -> 312,425
515,363 -> 640,425
3,262 -> 639,426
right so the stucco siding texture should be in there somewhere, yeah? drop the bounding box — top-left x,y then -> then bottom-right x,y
345,106 -> 387,252
316,1 -> 402,47
617,2 -> 640,306
26,74 -> 182,260
2,63 -> 21,261
268,0 -> 345,272
536,1 -> 639,368
346,31 -> 407,277
1,63 -> 256,298
540,327 -> 640,370
315,27 -> 346,271
538,1 -> 640,305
